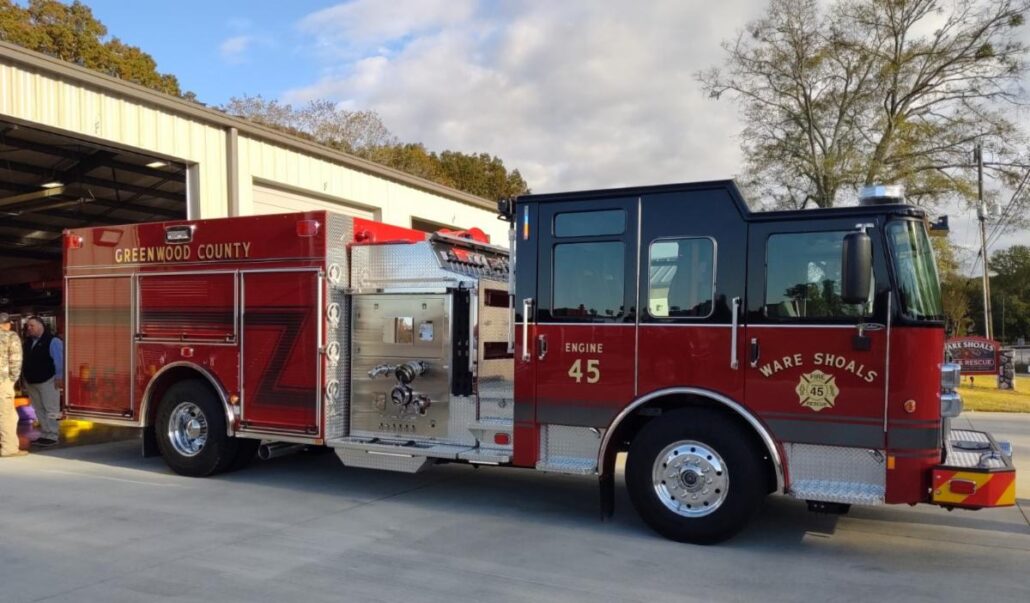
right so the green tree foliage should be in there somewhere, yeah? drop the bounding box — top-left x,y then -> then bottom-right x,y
358,144 -> 529,201
0,0 -> 184,96
931,234 -> 974,336
986,245 -> 1030,342
434,150 -> 530,201
699,0 -> 1030,209
222,95 -> 530,201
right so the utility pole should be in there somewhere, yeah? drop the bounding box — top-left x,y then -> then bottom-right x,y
1001,296 -> 1006,344
975,142 -> 994,341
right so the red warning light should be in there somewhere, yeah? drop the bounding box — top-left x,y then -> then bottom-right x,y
296,220 -> 321,237
64,234 -> 83,249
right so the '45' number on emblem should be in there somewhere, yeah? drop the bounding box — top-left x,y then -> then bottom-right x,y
568,359 -> 600,384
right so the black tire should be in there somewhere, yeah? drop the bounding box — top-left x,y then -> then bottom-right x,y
626,407 -> 766,544
155,379 -> 239,477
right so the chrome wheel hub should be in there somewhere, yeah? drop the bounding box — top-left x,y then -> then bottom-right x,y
652,440 -> 729,518
168,402 -> 208,457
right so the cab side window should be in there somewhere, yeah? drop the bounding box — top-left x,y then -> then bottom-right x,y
551,209 -> 627,322
553,242 -> 625,319
648,238 -> 715,318
765,231 -> 873,319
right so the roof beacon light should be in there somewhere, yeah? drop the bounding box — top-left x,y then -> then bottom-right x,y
859,184 -> 905,206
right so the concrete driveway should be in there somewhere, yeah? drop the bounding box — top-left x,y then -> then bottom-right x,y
1,413 -> 1027,603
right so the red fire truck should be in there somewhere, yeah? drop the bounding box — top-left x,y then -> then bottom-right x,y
62,180 -> 1016,543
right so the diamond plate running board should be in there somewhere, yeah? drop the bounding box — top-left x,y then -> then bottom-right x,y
790,480 -> 885,505
786,443 -> 886,505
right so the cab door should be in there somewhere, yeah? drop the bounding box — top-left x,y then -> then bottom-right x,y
745,220 -> 891,451
529,199 -> 639,431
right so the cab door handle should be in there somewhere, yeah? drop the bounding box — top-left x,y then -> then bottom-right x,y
749,338 -> 760,368
537,334 -> 548,360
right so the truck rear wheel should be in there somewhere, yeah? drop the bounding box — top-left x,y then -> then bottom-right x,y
626,408 -> 765,544
155,380 -> 239,477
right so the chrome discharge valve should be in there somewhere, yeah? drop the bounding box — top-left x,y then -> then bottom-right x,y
368,361 -> 432,415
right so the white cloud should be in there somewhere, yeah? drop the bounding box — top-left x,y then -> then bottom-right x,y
219,35 -> 256,64
299,0 -> 478,57
287,0 -> 762,193
284,0 -> 1030,259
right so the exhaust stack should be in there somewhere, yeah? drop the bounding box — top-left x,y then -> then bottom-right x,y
257,442 -> 305,461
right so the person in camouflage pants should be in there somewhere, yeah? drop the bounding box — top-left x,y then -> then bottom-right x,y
1,312 -> 26,457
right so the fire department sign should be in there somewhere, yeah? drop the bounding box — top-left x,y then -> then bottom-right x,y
945,336 -> 999,375
796,370 -> 839,412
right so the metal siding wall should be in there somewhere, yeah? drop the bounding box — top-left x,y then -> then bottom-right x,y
1,58 -> 502,236
236,136 -> 507,241
0,61 -> 228,218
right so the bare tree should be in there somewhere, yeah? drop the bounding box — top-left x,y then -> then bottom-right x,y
699,0 -> 1030,209
220,95 -> 528,200
296,99 -> 396,153
221,95 -> 396,152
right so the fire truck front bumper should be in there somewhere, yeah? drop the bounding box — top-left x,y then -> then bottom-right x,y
932,429 -> 1016,509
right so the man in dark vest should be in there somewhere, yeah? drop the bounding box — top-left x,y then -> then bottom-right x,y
23,316 -> 63,448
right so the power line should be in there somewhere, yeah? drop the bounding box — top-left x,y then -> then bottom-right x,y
985,166 -> 1030,249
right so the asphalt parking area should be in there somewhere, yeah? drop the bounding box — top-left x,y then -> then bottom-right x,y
1,414 -> 1027,603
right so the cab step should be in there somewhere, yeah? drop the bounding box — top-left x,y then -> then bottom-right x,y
790,480 -> 885,506
806,500 -> 852,514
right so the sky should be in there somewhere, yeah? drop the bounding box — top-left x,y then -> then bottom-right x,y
80,0 -> 1029,271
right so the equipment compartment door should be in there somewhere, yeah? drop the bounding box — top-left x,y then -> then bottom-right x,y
65,276 -> 134,418
745,221 -> 891,449
530,198 -> 639,432
241,270 -> 321,434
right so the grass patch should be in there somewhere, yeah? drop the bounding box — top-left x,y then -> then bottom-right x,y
960,375 -> 1030,413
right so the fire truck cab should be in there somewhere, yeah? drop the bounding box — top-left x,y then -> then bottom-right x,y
62,180 -> 1016,544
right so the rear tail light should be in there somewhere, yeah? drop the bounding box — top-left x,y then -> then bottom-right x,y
949,479 -> 977,495
65,234 -> 83,249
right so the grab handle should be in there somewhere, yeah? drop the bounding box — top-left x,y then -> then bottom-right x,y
521,298 -> 534,362
730,297 -> 741,370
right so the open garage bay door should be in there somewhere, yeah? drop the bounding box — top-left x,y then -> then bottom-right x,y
253,182 -> 376,219
0,119 -> 187,320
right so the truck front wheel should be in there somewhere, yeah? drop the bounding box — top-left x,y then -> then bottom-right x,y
155,380 -> 239,477
626,408 -> 765,544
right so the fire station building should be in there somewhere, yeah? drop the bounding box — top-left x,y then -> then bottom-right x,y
0,40 -> 502,321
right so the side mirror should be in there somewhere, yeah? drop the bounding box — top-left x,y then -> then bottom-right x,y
841,231 -> 872,304
497,198 -> 514,223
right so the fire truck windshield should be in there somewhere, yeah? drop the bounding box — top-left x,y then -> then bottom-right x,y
886,220 -> 944,321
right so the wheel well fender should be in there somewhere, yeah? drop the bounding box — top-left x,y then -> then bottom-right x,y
598,387 -> 784,494
140,362 -> 236,437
